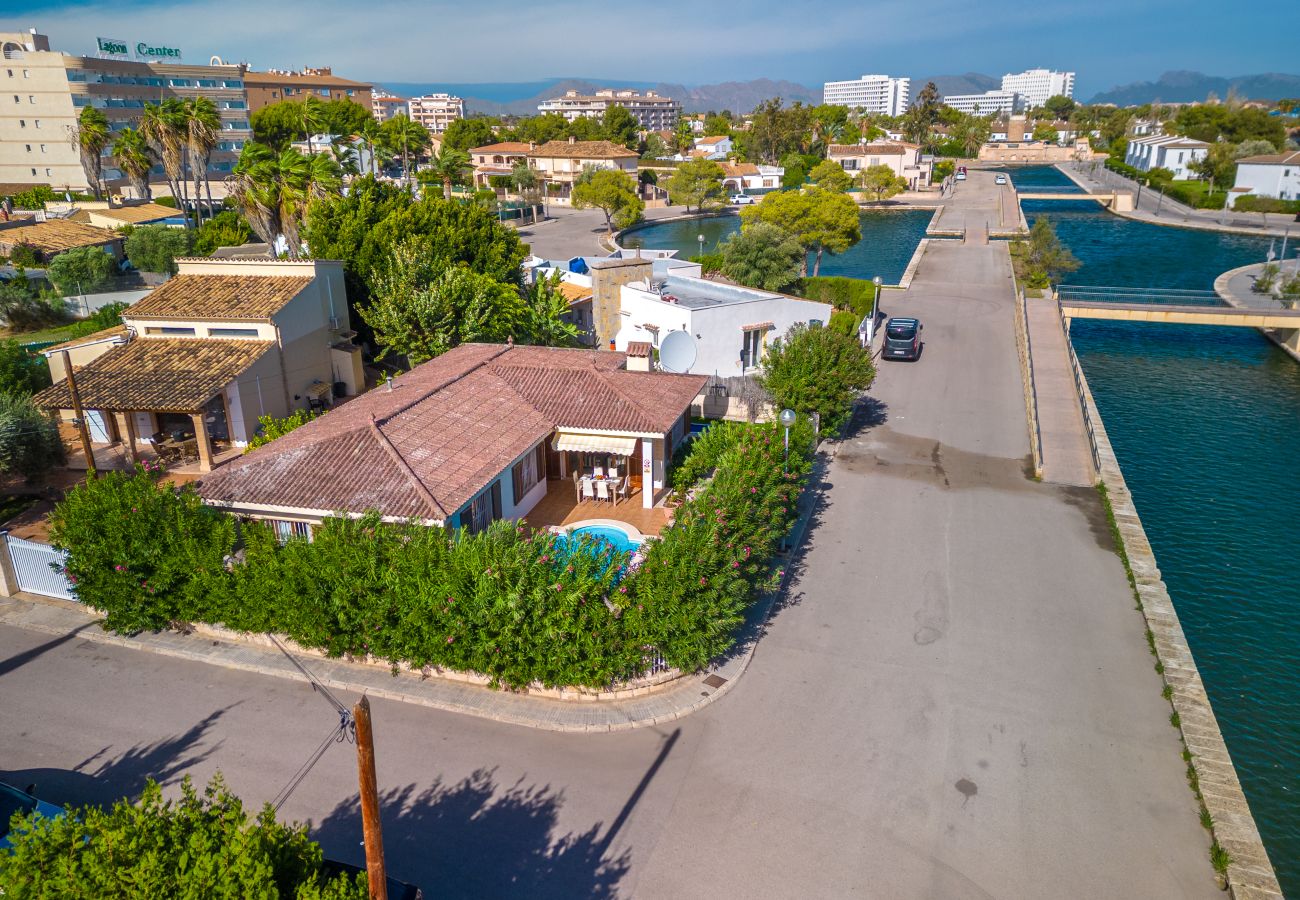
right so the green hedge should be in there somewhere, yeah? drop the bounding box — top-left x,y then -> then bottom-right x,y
799,275 -> 877,318
1233,195 -> 1300,214
50,421 -> 814,689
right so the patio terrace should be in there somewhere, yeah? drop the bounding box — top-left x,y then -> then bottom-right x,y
523,479 -> 672,537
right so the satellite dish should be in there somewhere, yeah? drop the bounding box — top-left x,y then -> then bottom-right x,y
658,330 -> 697,373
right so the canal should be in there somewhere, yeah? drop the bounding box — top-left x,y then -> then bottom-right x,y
1014,163 -> 1299,893
620,208 -> 933,285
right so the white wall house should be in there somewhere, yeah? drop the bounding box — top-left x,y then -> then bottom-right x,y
614,275 -> 833,377
719,162 -> 783,192
1229,151 -> 1300,204
693,135 -> 733,159
1125,135 -> 1209,180
827,141 -> 932,190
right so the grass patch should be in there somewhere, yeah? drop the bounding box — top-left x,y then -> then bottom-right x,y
1200,807 -> 1213,831
1162,684 -> 1173,701
1210,842 -> 1232,874
1170,710 -> 1181,728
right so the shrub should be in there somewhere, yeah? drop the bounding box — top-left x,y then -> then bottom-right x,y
0,339 -> 52,395
0,393 -> 64,482
799,275 -> 876,318
7,241 -> 41,268
46,246 -> 115,295
0,279 -> 69,331
932,160 -> 955,183
758,321 -> 875,434
1234,195 -> 1300,214
0,774 -> 368,899
688,252 -> 725,275
192,209 -> 253,255
9,185 -> 57,210
125,223 -> 192,274
245,407 -> 318,452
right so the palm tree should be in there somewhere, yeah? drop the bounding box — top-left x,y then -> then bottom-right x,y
422,148 -> 471,201
357,118 -> 383,177
110,126 -> 155,200
380,114 -> 429,187
227,144 -> 340,258
301,95 -> 326,156
330,139 -> 360,178
72,106 -> 111,199
141,99 -> 189,222
183,97 -> 221,228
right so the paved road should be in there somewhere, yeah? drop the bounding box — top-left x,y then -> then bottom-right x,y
0,178 -> 1217,898
515,205 -> 693,261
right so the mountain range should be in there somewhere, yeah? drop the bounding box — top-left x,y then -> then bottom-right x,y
376,71 -> 1300,116
1088,71 -> 1300,105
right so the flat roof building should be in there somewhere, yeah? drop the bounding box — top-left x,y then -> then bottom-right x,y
0,28 -> 250,196
822,75 -> 910,116
371,88 -> 406,123
1000,69 -> 1075,108
538,89 -> 680,131
407,93 -> 463,134
942,90 -> 1024,116
242,67 -> 372,112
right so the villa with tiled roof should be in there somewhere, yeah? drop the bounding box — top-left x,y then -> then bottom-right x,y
197,343 -> 707,531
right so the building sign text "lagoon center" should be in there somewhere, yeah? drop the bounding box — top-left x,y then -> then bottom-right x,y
96,37 -> 182,61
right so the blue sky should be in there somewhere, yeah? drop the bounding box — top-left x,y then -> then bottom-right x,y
3,0 -> 1294,98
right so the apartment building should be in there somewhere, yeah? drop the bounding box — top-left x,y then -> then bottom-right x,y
407,93 -> 463,134
538,89 -> 680,130
1000,69 -> 1075,108
1124,134 -> 1209,180
243,67 -> 372,112
371,88 -> 406,123
0,28 -> 250,194
942,90 -> 1024,116
822,75 -> 910,116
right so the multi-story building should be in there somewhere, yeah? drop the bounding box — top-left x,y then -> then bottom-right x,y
999,69 -> 1075,108
242,67 -> 372,112
538,89 -> 680,130
407,93 -> 463,134
0,28 -> 251,195
941,90 -> 1024,116
1125,134 -> 1209,180
526,137 -> 639,200
822,75 -> 910,116
371,88 -> 406,123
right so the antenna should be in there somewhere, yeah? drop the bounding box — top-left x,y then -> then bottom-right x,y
657,330 -> 697,374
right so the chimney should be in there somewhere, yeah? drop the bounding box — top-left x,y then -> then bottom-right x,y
529,141 -> 536,151
568,135 -> 576,144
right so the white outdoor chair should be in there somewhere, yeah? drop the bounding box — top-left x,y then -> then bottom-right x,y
572,469 -> 582,502
594,466 -> 605,478
617,476 -> 631,505
609,466 -> 619,480
595,480 -> 611,504
581,478 -> 595,503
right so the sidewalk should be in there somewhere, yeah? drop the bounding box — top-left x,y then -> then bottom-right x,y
0,451 -> 829,734
1057,163 -> 1296,238
1024,295 -> 1095,486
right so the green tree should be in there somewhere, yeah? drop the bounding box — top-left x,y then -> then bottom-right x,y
1011,218 -> 1080,289
381,113 -> 430,184
228,143 -> 341,257
0,774 -> 367,899
125,224 -> 193,274
903,81 -> 941,148
808,159 -> 853,193
0,278 -> 64,331
664,158 -> 726,212
602,105 -> 640,148
702,112 -> 733,137
757,322 -> 875,433
747,98 -> 811,164
420,147 -> 472,201
110,126 -> 155,200
522,271 -> 583,347
857,163 -> 908,202
672,120 -> 697,152
192,209 -> 253,255
442,116 -> 500,152
719,222 -> 804,292
46,246 -> 114,295
740,188 -> 860,277
0,393 -> 65,482
571,168 -> 643,232
73,106 -> 111,199
246,407 -> 318,452
141,98 -> 190,218
1041,94 -> 1076,120
949,114 -> 993,157
1031,122 -> 1060,143
361,238 -> 527,361
640,132 -> 668,160
1188,141 -> 1239,190
0,340 -> 52,396
250,100 -> 307,151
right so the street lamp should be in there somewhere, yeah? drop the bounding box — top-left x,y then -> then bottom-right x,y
779,408 -> 796,472
697,234 -> 705,257
862,275 -> 883,346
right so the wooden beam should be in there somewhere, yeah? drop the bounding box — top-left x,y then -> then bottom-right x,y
61,350 -> 95,477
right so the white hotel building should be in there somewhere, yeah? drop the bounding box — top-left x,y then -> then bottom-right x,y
1000,69 -> 1075,108
942,91 -> 1023,116
407,93 -> 463,134
822,75 -> 910,116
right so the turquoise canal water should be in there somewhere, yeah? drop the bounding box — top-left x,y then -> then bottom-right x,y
1011,164 -> 1298,892
620,208 -> 933,284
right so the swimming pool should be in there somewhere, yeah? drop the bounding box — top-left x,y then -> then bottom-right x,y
564,524 -> 641,555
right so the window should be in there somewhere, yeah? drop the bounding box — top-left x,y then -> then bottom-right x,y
28,95 -> 34,103
29,167 -> 35,176
33,119 -> 39,127
145,326 -> 196,336
44,168 -> 50,177
511,443 -> 546,504
223,80 -> 243,89
741,329 -> 764,369
22,69 -> 29,78
461,481 -> 502,534
268,519 -> 312,542
12,95 -> 17,103
24,144 -> 30,152
197,79 -> 217,88
317,88 -> 330,97
17,119 -> 23,127
207,327 -> 259,338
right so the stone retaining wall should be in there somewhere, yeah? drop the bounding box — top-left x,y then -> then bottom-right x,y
1076,365 -> 1282,898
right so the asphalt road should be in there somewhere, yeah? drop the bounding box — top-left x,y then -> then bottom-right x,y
0,176 -> 1216,898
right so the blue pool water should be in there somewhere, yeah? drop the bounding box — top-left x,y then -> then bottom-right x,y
564,525 -> 640,555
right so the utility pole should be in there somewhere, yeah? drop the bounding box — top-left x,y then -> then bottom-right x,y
353,696 -> 388,900
61,350 -> 95,476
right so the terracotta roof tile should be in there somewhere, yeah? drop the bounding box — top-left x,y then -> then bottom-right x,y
33,338 -> 270,412
828,143 -> 908,156
626,341 -> 652,358
470,142 -> 533,154
197,343 -> 705,521
0,219 -> 119,254
529,140 -> 639,160
127,274 -> 312,321
556,281 -> 592,304
87,203 -> 181,225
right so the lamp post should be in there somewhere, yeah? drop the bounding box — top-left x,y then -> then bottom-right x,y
697,233 -> 705,258
779,408 -> 796,473
863,275 -> 883,346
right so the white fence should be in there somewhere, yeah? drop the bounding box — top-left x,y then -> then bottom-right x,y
3,533 -> 76,601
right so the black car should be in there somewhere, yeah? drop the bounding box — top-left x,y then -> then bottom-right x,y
883,317 -> 922,361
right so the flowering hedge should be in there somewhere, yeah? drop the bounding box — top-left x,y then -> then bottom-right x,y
49,421 -> 814,689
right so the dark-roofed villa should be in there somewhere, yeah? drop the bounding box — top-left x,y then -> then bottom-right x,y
197,343 -> 707,538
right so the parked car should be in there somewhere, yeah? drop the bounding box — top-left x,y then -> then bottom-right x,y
883,317 -> 923,361
954,173 -> 967,182
730,193 -> 756,205
995,174 -> 1008,185
1,781 -> 64,849
322,859 -> 424,900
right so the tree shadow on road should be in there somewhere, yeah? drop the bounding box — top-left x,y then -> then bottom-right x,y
1,707 -> 231,810
312,768 -> 631,900
841,395 -> 890,441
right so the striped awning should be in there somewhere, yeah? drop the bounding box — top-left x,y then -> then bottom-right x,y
552,431 -> 638,455
741,321 -> 775,332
